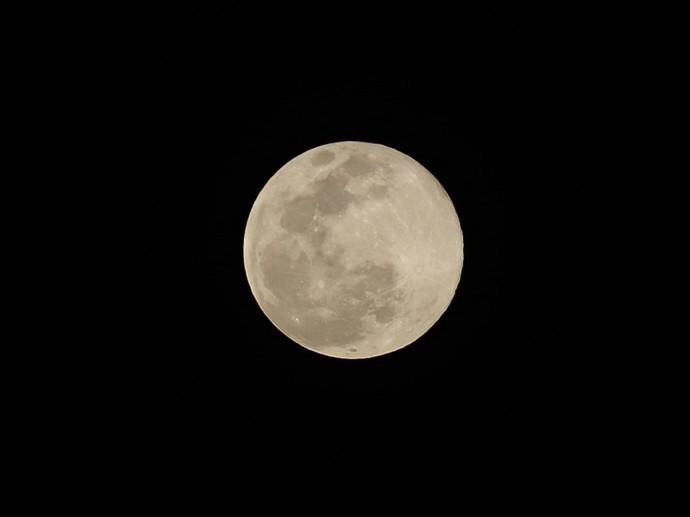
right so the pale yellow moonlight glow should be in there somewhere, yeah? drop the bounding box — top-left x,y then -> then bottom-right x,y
243,142 -> 463,359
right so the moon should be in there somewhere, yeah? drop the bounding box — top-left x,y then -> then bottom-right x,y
243,141 -> 463,359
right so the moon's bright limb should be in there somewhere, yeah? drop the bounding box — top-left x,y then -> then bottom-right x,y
243,141 -> 463,359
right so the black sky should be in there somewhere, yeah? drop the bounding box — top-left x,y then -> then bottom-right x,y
120,4 -> 594,472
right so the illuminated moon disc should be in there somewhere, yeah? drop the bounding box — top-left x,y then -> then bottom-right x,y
243,141 -> 463,359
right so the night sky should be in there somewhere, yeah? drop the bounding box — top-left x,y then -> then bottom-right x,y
119,4 -> 594,473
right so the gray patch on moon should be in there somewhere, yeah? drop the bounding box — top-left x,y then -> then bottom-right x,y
347,262 -> 398,293
260,236 -> 309,304
339,153 -> 377,177
279,195 -> 318,233
310,150 -> 335,167
373,302 -> 398,324
368,184 -> 389,199
279,170 -> 355,235
308,222 -> 328,249
314,172 -> 355,215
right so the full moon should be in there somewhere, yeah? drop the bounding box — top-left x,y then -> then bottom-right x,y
243,141 -> 463,359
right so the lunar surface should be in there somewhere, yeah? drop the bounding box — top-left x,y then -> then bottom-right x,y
243,141 -> 463,359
